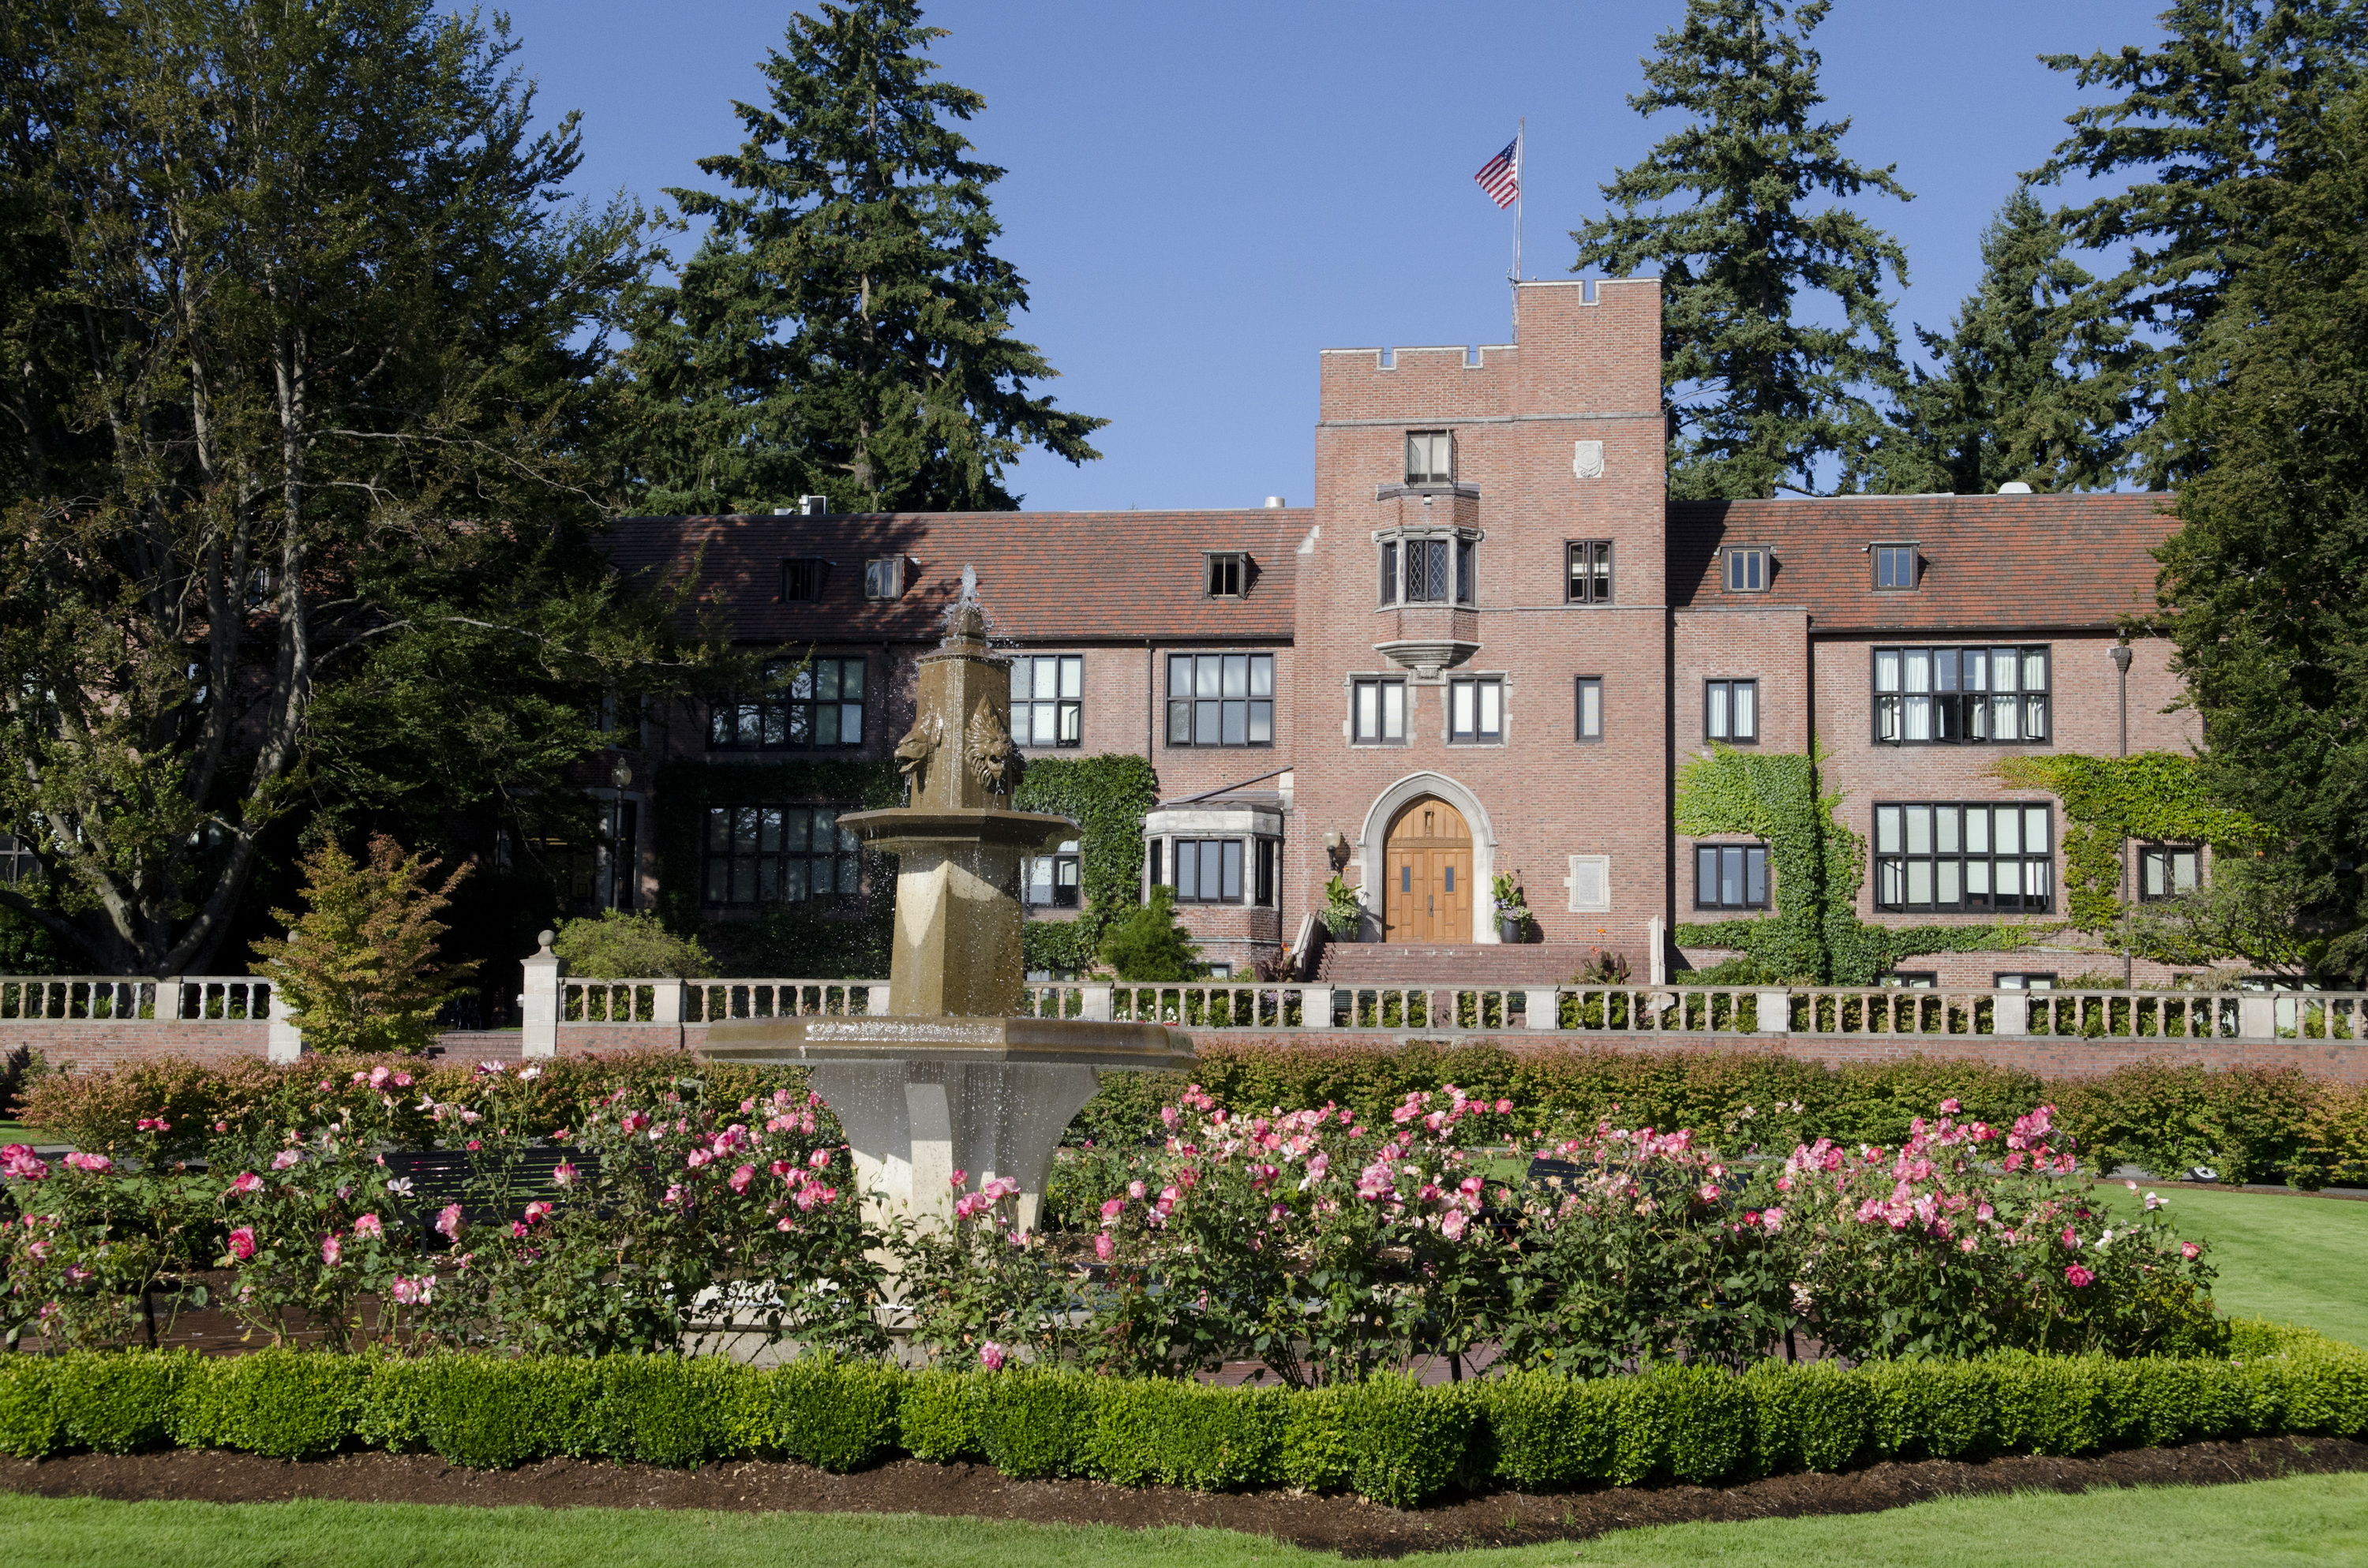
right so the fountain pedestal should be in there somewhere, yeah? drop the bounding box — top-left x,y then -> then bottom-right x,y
701,587 -> 1193,1242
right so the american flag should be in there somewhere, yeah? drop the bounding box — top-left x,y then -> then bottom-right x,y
1474,136 -> 1519,208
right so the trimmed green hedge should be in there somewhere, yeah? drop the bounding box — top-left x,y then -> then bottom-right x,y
0,1326 -> 2360,1507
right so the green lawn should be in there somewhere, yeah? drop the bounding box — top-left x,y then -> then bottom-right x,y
1,1477 -> 2363,1567
2093,1182 -> 2368,1347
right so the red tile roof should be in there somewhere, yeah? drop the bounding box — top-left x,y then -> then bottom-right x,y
1668,493 -> 2176,631
601,510 -> 1308,645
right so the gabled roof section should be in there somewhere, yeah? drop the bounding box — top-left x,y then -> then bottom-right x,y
1668,493 -> 2174,631
601,509 -> 1307,644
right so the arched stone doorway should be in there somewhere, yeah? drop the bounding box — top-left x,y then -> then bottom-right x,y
1382,795 -> 1474,942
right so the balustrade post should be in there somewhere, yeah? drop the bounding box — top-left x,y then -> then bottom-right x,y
1522,987 -> 1560,1029
153,977 -> 182,1024
1755,990 -> 1791,1035
865,984 -> 893,1017
1079,983 -> 1113,1022
650,979 -> 683,1025
1300,985 -> 1333,1030
520,930 -> 561,1058
2238,994 -> 2276,1041
1994,991 -> 2028,1036
265,987 -> 303,1063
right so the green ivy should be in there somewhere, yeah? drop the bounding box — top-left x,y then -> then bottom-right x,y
1014,754 -> 1160,975
1988,753 -> 2269,932
650,758 -> 900,975
1673,746 -> 2055,984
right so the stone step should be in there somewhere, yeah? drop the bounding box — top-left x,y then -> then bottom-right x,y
1313,942 -> 1643,986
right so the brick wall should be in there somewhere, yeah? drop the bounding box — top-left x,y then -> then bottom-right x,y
3,1024 -> 272,1075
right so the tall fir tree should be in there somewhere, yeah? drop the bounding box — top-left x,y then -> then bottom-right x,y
1572,0 -> 1912,500
2032,0 -> 2368,483
615,0 -> 1104,515
2152,88 -> 2368,980
1864,189 -> 2138,495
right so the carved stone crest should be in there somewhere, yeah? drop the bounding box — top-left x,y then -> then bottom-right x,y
1572,440 -> 1605,480
966,697 -> 1024,796
894,713 -> 942,802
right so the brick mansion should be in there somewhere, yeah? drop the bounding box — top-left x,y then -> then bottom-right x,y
601,279 -> 2193,988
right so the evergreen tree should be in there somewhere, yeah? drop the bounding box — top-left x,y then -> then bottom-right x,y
1572,0 -> 1912,500
2152,88 -> 2368,980
615,0 -> 1104,515
2032,0 -> 2368,481
1864,189 -> 2137,495
0,0 -> 719,973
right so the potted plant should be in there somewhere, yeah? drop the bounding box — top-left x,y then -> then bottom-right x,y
1492,874 -> 1531,944
1321,875 -> 1364,941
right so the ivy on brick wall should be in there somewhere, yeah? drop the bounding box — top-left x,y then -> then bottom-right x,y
650,758 -> 901,978
1988,752 -> 2269,932
1014,754 -> 1160,975
1673,746 -> 2056,984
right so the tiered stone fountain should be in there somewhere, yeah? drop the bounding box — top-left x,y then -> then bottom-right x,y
701,574 -> 1194,1237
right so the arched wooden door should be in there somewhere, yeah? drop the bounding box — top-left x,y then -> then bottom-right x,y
1383,796 -> 1474,942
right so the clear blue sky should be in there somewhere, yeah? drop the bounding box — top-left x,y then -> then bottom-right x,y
484,0 -> 2170,511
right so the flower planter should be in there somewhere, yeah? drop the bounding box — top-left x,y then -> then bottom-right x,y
1497,913 -> 1527,944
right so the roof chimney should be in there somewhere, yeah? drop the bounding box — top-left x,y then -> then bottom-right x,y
1264,496 -> 1287,508
798,495 -> 830,516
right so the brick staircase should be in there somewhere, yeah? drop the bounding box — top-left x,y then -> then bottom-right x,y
1313,942 -> 1642,986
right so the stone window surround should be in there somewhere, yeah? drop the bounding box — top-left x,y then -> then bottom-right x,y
1142,804 -> 1284,909
1345,771 -> 1506,945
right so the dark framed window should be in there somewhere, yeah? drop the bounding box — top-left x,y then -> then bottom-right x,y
1874,646 -> 2051,744
1695,844 -> 1769,909
1882,971 -> 1939,990
2139,844 -> 2201,901
1379,539 -> 1398,606
1873,543 -> 1917,590
1205,552 -> 1246,597
1405,429 -> 1453,485
781,558 -> 829,601
1174,838 -> 1245,904
1406,537 -> 1449,601
1166,653 -> 1275,747
597,799 -> 638,912
1448,676 -> 1502,744
708,657 -> 866,750
1874,802 -> 2054,912
1013,655 -> 1083,747
700,806 -> 860,907
1352,676 -> 1407,744
863,557 -> 905,600
1576,676 -> 1603,741
1378,531 -> 1478,607
1256,838 -> 1276,907
1725,548 -> 1768,592
0,833 -> 40,885
1567,539 -> 1613,604
1995,972 -> 2059,990
1024,840 -> 1081,908
1705,679 -> 1757,743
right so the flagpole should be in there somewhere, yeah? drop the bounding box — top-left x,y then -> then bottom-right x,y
1512,119 -> 1523,339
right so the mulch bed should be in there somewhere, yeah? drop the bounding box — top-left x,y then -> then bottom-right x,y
1,1435 -> 2362,1556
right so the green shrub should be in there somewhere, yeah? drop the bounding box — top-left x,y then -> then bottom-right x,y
1741,1358 -> 1866,1474
170,1350 -> 371,1459
1086,1378 -> 1286,1491
1471,1372 -> 1620,1490
897,1368 -> 984,1462
1283,1374 -> 1471,1508
553,910 -> 718,979
761,1357 -> 902,1471
53,1349 -> 189,1454
972,1369 -> 1098,1479
367,1354 -> 602,1469
594,1354 -> 755,1468
0,1357 -> 61,1458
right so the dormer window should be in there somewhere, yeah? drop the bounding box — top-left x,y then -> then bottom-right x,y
1405,430 -> 1454,485
864,556 -> 905,601
1874,543 -> 1918,590
1724,547 -> 1768,593
781,557 -> 829,601
1205,552 -> 1246,597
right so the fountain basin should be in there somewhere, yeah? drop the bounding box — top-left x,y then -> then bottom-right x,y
703,1015 -> 1193,1236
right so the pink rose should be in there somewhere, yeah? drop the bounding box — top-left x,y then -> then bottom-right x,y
2181,1241 -> 2201,1261
729,1164 -> 755,1194
523,1201 -> 553,1226
978,1342 -> 1006,1372
434,1204 -> 464,1241
225,1172 -> 261,1197
63,1151 -> 111,1173
2064,1264 -> 2095,1288
553,1162 -> 579,1188
320,1235 -> 342,1267
137,1117 -> 170,1132
352,1213 -> 383,1238
1094,1231 -> 1115,1261
1939,1098 -> 1961,1115
272,1150 -> 302,1170
227,1226 -> 257,1262
2061,1226 -> 2081,1251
